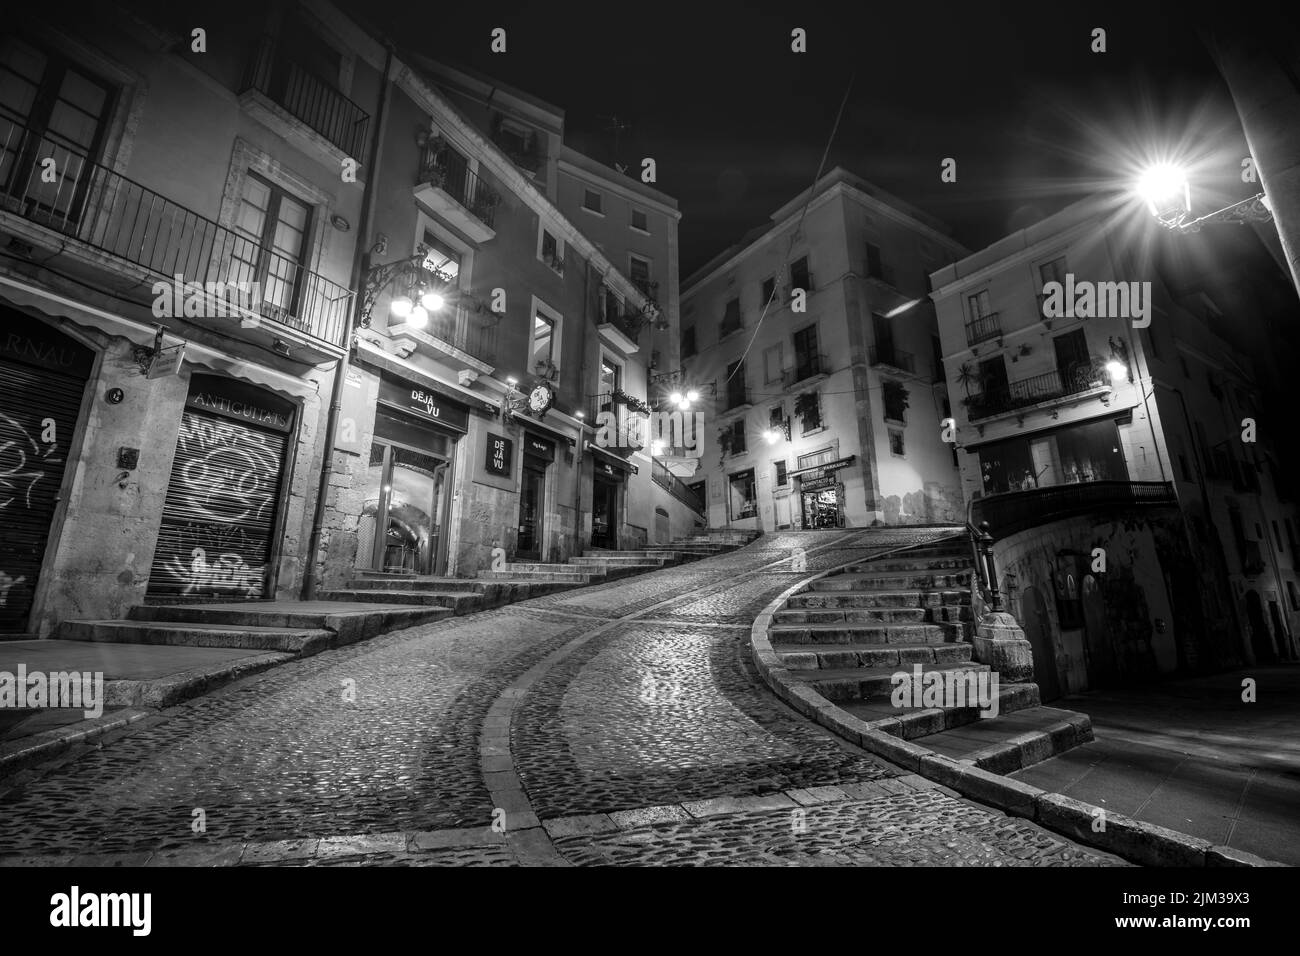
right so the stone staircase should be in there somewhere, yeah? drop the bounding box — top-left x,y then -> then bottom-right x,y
768,534 -> 1093,775
58,601 -> 451,657
321,528 -> 764,614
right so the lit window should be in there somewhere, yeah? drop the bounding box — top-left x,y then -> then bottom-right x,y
532,311 -> 555,367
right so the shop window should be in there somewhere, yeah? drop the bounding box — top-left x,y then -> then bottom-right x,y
729,469 -> 757,520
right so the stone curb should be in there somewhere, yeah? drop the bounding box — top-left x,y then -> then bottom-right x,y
104,651 -> 293,709
0,708 -> 152,776
748,541 -> 1288,869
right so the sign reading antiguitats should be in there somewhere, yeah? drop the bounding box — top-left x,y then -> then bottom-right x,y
185,374 -> 295,434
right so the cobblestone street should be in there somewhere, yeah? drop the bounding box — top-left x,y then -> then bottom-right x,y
0,531 -> 1124,866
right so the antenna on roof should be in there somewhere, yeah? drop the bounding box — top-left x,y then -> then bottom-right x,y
598,114 -> 632,172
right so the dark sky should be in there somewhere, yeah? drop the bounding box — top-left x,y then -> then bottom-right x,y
340,0 -> 1291,276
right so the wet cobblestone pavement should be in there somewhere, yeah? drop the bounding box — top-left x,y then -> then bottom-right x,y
0,529 -> 1126,866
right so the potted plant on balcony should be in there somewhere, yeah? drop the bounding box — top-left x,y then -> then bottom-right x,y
613,387 -> 651,416
794,391 -> 820,423
881,380 -> 910,421
956,361 -> 978,397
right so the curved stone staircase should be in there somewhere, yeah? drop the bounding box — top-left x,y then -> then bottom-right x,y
766,533 -> 1093,774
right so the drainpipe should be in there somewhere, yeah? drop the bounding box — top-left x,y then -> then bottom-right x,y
302,42 -> 395,600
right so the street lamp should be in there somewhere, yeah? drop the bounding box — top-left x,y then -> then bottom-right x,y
1136,162 -> 1272,232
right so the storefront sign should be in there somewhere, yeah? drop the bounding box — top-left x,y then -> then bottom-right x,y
485,433 -> 513,477
186,374 -> 295,434
0,322 -> 95,376
377,376 -> 470,433
524,433 -> 556,462
800,474 -> 837,491
789,454 -> 857,480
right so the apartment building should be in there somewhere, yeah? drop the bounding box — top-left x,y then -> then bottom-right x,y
931,197 -> 1297,693
679,168 -> 967,532
0,2 -> 379,636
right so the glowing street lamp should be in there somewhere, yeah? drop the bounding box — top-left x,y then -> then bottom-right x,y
1136,162 -> 1271,233
390,295 -> 413,318
1104,360 -> 1127,383
408,305 -> 429,329
420,289 -> 445,312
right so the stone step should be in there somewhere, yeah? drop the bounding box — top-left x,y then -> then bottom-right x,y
794,660 -> 992,703
772,640 -> 974,670
127,603 -> 450,633
808,571 -> 972,592
914,704 -> 1094,773
349,576 -> 485,593
583,550 -> 694,562
841,682 -> 1043,740
569,555 -> 671,568
319,589 -> 482,615
775,606 -> 975,626
477,569 -> 594,583
845,556 -> 972,572
788,590 -> 970,609
59,620 -> 337,655
768,621 -> 959,645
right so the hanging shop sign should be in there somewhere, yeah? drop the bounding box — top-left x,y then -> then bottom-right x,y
485,432 -> 513,477
378,375 -> 470,432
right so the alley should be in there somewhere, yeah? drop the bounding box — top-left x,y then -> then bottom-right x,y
0,530 -> 1121,866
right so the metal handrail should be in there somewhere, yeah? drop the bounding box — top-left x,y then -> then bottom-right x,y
418,143 -> 501,229
0,112 -> 352,346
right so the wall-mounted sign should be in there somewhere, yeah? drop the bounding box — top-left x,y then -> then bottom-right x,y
485,432 -> 513,477
526,382 -> 555,418
598,461 -> 626,481
800,474 -> 837,492
378,375 -> 470,432
524,433 -> 555,462
186,373 -> 295,434
147,342 -> 186,379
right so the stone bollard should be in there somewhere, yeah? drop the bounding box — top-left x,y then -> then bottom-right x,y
973,611 -> 1035,683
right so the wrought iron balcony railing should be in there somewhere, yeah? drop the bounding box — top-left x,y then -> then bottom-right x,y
962,360 -> 1106,420
422,302 -> 498,365
965,313 -> 1002,346
0,114 -> 352,347
868,346 -> 915,373
418,144 -> 501,230
971,480 -> 1177,539
651,458 -> 705,515
242,36 -> 371,158
492,131 -> 542,173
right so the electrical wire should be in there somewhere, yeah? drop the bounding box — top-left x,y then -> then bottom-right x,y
726,68 -> 857,382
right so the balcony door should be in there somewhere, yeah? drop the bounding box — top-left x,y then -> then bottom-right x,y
793,325 -> 819,379
0,36 -> 114,227
232,173 -> 312,326
1053,329 -> 1089,389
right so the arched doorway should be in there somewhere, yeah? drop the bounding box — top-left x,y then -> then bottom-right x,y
1021,585 -> 1062,702
1245,590 -> 1276,663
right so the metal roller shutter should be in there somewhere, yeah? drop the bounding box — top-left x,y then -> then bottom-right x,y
0,362 -> 84,633
146,410 -> 289,601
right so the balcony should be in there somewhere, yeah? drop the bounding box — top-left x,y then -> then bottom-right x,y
241,36 -> 370,160
971,480 -> 1177,539
1241,540 -> 1266,576
965,313 -> 1002,346
0,116 -> 351,354
388,301 -> 498,371
786,352 -> 829,386
963,360 -> 1108,421
492,131 -> 542,174
868,345 -> 915,375
724,386 -> 751,412
415,141 -> 500,243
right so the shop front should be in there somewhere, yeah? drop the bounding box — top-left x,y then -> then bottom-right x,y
588,444 -> 632,550
791,455 -> 855,530
357,375 -> 469,577
147,374 -> 297,601
0,318 -> 95,634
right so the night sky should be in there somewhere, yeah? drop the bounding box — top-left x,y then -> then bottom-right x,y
340,0 -> 1292,277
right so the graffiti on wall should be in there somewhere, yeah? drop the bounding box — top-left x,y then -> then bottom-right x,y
0,571 -> 27,607
0,411 -> 61,511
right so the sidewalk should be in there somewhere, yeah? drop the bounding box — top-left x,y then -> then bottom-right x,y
1012,665 -> 1300,865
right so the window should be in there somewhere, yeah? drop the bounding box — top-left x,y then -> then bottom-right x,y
422,232 -> 461,283
978,355 -> 1009,398
1053,329 -> 1090,388
583,188 -> 603,213
600,285 -> 622,323
1274,520 -> 1284,554
873,312 -> 894,356
798,392 -> 823,434
725,360 -> 747,409
883,381 -> 907,423
865,241 -> 884,279
968,289 -> 993,320
888,428 -> 906,457
539,227 -> 564,274
769,404 -> 787,435
1287,518 -> 1298,556
761,276 -> 776,305
532,310 -> 555,369
724,420 -> 747,456
0,36 -> 115,223
931,335 -> 944,383
630,208 -> 648,232
599,359 -> 620,414
793,325 -> 820,379
681,326 -> 696,358
775,460 -> 789,487
1179,454 -> 1192,483
629,255 -> 652,295
729,469 -> 757,520
721,297 -> 741,335
764,344 -> 783,383
1039,256 -> 1068,287
233,172 -> 313,318
493,116 -> 539,171
1288,581 -> 1299,612
797,446 -> 835,470
790,256 -> 812,292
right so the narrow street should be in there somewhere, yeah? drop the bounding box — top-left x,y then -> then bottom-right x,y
0,531 -> 1122,866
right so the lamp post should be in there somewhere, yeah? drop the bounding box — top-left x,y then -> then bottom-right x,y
1136,163 -> 1274,233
